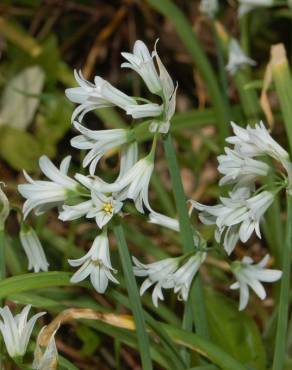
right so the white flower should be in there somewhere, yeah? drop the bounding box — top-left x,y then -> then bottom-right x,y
238,0 -> 274,17
59,145 -> 137,224
227,121 -> 289,163
68,230 -> 118,293
226,39 -> 256,75
97,154 -> 154,213
199,0 -> 219,18
247,122 -> 289,162
149,211 -> 179,232
164,251 -> 207,301
150,41 -> 177,134
65,70 -> 136,122
71,121 -> 132,175
66,41 -> 176,133
32,326 -> 58,370
18,156 -> 78,219
125,103 -> 163,119
0,184 -> 9,230
217,147 -> 270,186
121,40 -> 162,94
230,255 -> 282,310
20,225 -> 49,273
191,189 -> 274,254
133,256 -> 180,307
0,305 -> 45,358
134,252 -> 206,306
86,190 -> 123,228
59,200 -> 93,222
116,142 -> 138,182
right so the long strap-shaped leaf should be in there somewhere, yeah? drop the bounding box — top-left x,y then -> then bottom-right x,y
162,324 -> 247,370
0,271 -> 72,298
113,223 -> 153,370
163,133 -> 208,340
272,195 -> 292,370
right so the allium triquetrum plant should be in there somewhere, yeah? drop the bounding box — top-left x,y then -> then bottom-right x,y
1,0 -> 292,369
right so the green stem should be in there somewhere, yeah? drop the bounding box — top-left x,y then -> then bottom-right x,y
211,22 -> 230,110
272,195 -> 292,370
113,223 -> 153,370
0,229 -> 6,283
0,229 -> 5,368
163,134 -> 209,351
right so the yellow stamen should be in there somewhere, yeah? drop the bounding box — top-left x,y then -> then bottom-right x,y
102,202 -> 114,215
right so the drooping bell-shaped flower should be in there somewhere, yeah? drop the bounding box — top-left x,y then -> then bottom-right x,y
226,39 -> 256,75
0,305 -> 45,358
71,120 -> 132,175
133,256 -> 180,307
121,40 -> 162,94
65,70 -> 136,122
68,230 -> 119,293
20,224 -> 49,273
18,156 -> 78,219
191,189 -> 274,255
230,255 -> 282,310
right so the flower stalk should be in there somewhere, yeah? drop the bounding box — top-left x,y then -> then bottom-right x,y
162,133 -> 209,354
113,222 -> 153,370
272,195 -> 292,370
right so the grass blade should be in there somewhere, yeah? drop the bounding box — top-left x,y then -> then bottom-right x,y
163,134 -> 209,344
272,195 -> 292,370
0,272 -> 72,298
113,223 -> 153,370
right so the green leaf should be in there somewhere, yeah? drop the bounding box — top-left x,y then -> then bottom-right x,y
113,223 -> 153,370
205,288 -> 266,370
0,126 -> 43,171
76,325 -> 101,356
58,355 -> 80,370
162,324 -> 248,370
163,133 -> 208,344
8,292 -> 61,307
0,271 -> 72,298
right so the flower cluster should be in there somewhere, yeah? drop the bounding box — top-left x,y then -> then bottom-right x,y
16,38 -> 285,315
18,40 -> 200,303
65,40 -> 176,135
191,121 -> 287,309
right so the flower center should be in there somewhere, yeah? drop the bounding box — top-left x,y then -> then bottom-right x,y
102,202 -> 113,215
